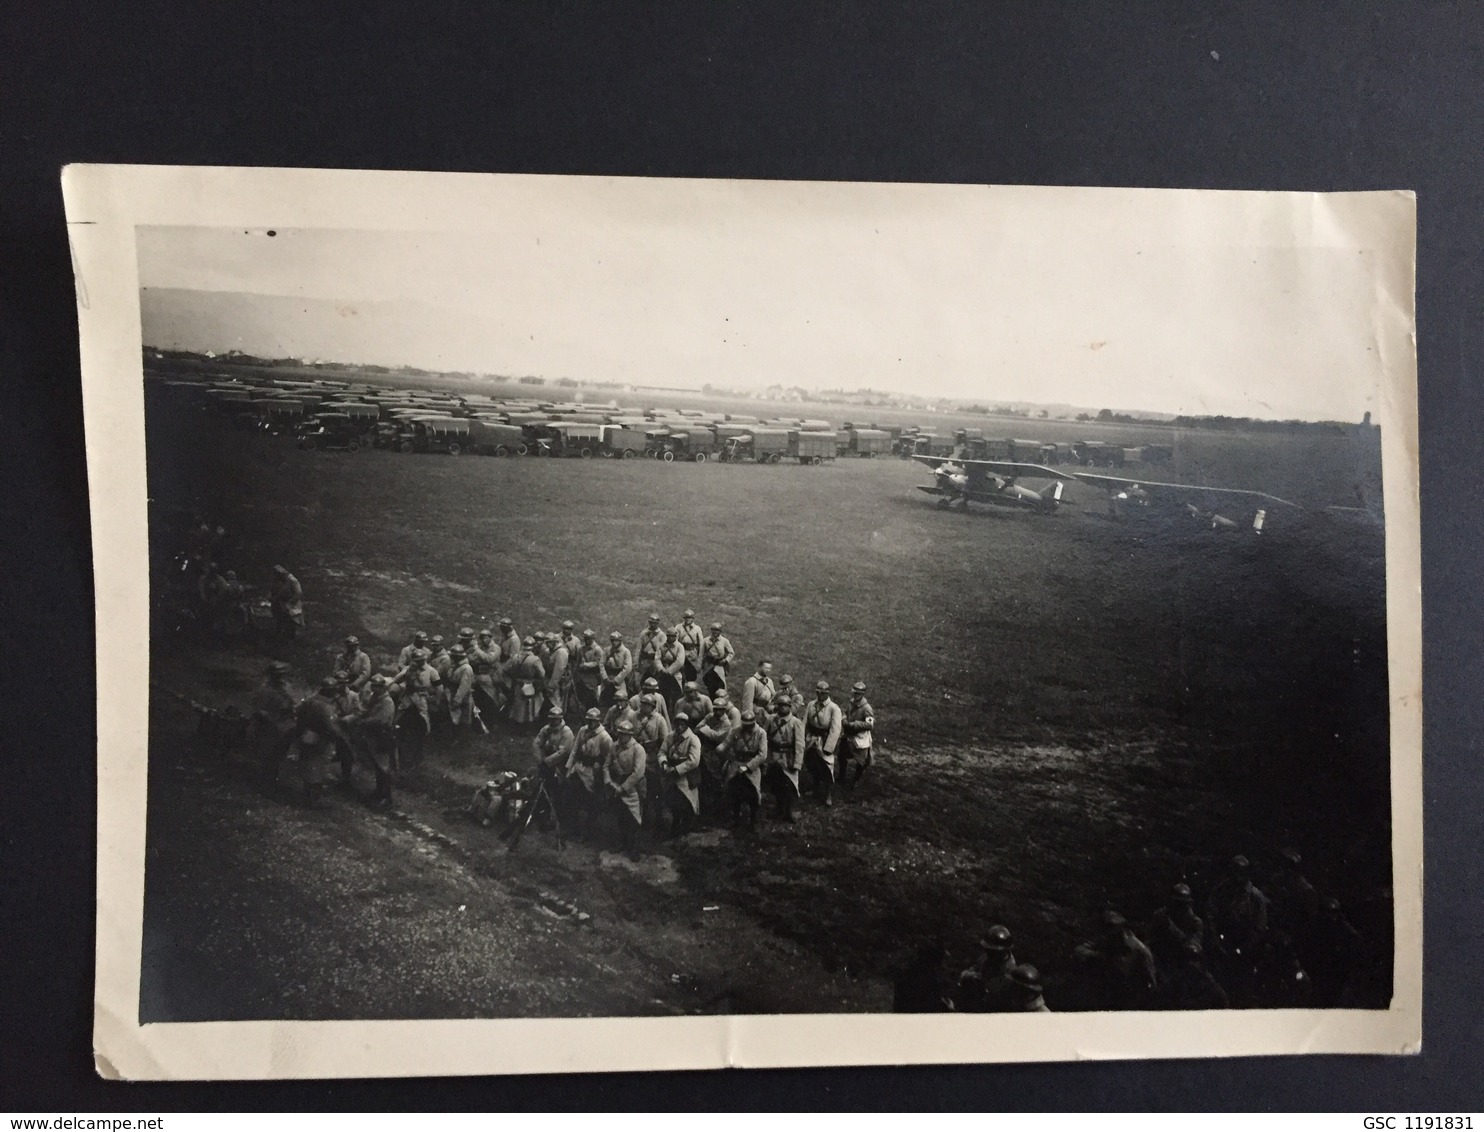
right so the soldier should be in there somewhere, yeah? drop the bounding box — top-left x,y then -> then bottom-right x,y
347,673 -> 398,807
954,925 -> 1017,1012
573,628 -> 605,715
544,629 -> 573,718
626,675 -> 672,725
600,631 -> 633,709
634,693 -> 672,833
533,705 -> 576,782
558,619 -> 581,660
252,660 -> 299,790
719,709 -> 768,833
671,608 -> 705,683
564,707 -> 613,837
506,636 -> 547,726
269,565 -> 305,639
774,673 -> 806,716
698,621 -> 735,697
1146,883 -> 1208,973
803,680 -> 843,807
426,635 -> 451,726
675,680 -> 713,729
1206,855 -> 1272,1000
603,688 -> 639,737
604,718 -> 647,856
468,628 -> 502,717
695,690 -> 741,818
288,677 -> 350,808
764,695 -> 806,822
739,659 -> 776,717
657,711 -> 703,839
495,616 -> 521,664
332,635 -> 372,692
654,630 -> 687,709
840,680 -> 875,790
1002,965 -> 1051,1013
445,645 -> 476,731
635,613 -> 668,694
328,674 -> 362,784
396,630 -> 430,670
391,648 -> 440,766
1071,910 -> 1159,1011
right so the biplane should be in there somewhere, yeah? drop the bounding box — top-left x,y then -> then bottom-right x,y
910,454 -> 1074,514
1071,471 -> 1302,533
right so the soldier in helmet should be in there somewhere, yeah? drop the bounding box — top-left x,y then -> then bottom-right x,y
287,676 -> 350,808
390,648 -> 440,766
671,608 -> 705,684
1071,910 -> 1159,1011
675,680 -> 713,731
269,565 -> 305,639
347,673 -> 398,807
603,718 -> 647,856
954,925 -> 1017,1012
654,629 -> 687,709
564,706 -> 613,837
333,635 -> 372,692
533,706 -> 576,807
656,711 -> 703,839
466,627 -> 501,716
1002,965 -> 1051,1013
626,675 -> 672,725
252,660 -> 300,790
445,645 -> 475,731
695,689 -> 741,819
634,693 -> 671,834
543,628 -> 573,719
698,621 -> 735,697
635,613 -> 668,695
1146,883 -> 1208,974
719,709 -> 768,833
764,695 -> 807,821
803,680 -> 843,806
600,631 -> 633,710
839,680 -> 875,790
572,628 -> 605,716
396,629 -> 430,671
506,636 -> 547,726
774,673 -> 806,716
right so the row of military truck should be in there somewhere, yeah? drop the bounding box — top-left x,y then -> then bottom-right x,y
147,373 -> 1174,468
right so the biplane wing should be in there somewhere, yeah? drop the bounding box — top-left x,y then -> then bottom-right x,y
1071,471 -> 1301,532
1070,472 -> 1300,509
910,454 -> 1075,482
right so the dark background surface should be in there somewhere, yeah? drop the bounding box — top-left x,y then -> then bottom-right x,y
2,0 -> 1480,1111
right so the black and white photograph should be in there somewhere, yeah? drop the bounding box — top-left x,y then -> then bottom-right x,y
67,168 -> 1420,1077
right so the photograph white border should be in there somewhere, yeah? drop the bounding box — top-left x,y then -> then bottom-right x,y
65,165 -> 1421,1080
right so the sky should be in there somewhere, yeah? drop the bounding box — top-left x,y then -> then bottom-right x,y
136,184 -> 1388,420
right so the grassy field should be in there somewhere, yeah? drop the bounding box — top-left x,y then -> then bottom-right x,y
142,396 -> 1393,1016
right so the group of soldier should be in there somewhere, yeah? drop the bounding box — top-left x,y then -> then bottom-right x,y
249,605 -> 876,853
894,849 -> 1370,1013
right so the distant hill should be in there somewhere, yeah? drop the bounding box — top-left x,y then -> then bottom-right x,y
141,288 -> 461,371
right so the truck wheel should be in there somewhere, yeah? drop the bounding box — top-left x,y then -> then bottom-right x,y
447,443 -> 461,456
399,440 -> 414,453
580,446 -> 593,458
494,444 -> 509,457
517,443 -> 529,455
769,452 -> 782,464
662,450 -> 675,463
299,437 -> 316,451
813,455 -> 824,466
347,440 -> 361,453
694,451 -> 708,463
622,449 -> 635,459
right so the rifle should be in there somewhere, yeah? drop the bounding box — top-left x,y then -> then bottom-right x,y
469,699 -> 490,735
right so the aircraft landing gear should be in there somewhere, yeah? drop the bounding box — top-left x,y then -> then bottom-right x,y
936,497 -> 952,510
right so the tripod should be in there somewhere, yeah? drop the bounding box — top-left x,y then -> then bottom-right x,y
501,773 -> 565,852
